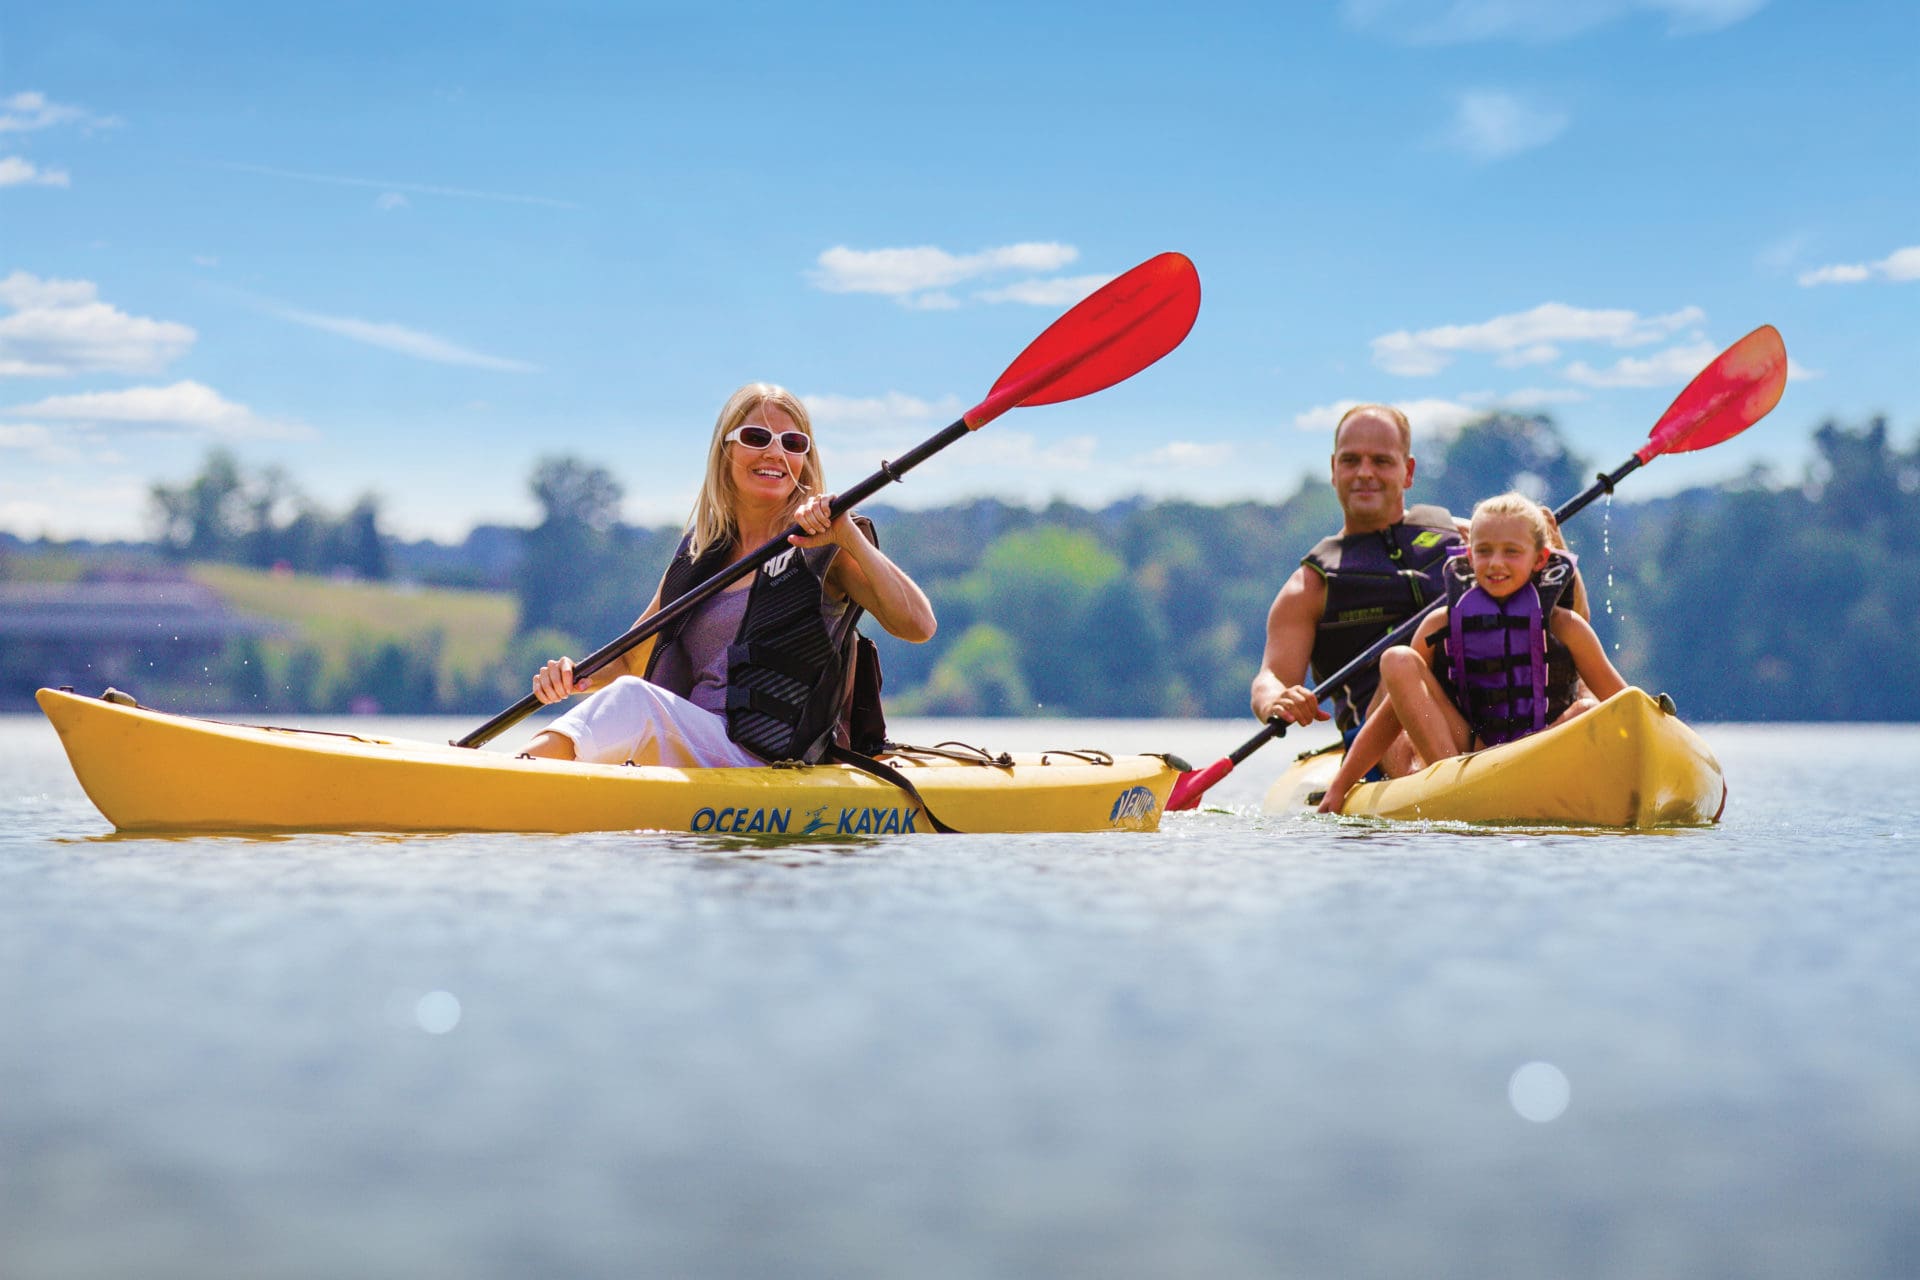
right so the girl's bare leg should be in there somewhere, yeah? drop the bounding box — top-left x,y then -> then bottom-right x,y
1378,646 -> 1471,766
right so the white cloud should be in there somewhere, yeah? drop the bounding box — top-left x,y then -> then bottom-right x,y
810,242 -> 1085,308
5,380 -> 309,439
192,255 -> 220,268
0,422 -> 53,449
376,191 -> 409,211
1293,397 -> 1487,439
1372,302 -> 1704,376
272,306 -> 540,372
0,156 -> 71,187
967,430 -> 1098,471
0,271 -> 98,309
802,390 -> 966,433
0,90 -> 118,135
0,273 -> 197,377
1144,440 -> 1237,468
974,274 -> 1116,307
1475,386 -> 1592,407
1446,90 -> 1568,159
0,470 -> 154,540
1563,340 -> 1722,388
1799,244 -> 1920,286
1342,0 -> 1767,43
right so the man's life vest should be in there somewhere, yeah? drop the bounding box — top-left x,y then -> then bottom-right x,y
644,517 -> 887,763
1428,547 -> 1579,747
1302,504 -> 1463,731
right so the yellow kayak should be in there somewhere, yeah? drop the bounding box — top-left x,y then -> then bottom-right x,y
1263,687 -> 1726,828
37,687 -> 1177,836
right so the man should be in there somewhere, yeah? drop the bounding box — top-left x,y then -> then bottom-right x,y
1251,404 -> 1463,773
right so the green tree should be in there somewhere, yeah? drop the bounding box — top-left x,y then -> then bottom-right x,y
1425,413 -> 1590,517
952,527 -> 1121,709
515,457 -> 626,635
1068,574 -> 1175,715
908,623 -> 1032,716
151,450 -> 246,560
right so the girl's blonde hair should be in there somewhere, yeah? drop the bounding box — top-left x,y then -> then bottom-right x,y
688,382 -> 824,557
1469,491 -> 1558,551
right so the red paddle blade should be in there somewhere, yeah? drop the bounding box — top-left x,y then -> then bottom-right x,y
1166,758 -> 1232,811
964,252 -> 1201,428
1638,324 -> 1787,463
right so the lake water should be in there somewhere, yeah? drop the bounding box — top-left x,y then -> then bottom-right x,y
2,710 -> 1916,1280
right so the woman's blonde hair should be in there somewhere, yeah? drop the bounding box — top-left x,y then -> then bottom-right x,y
1470,491 -> 1557,551
687,382 -> 824,557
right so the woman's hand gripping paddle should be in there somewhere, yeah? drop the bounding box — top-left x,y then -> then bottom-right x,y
1165,324 -> 1788,810
457,253 -> 1202,749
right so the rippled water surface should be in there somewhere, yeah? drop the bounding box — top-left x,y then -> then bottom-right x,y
3,712 -> 1917,1280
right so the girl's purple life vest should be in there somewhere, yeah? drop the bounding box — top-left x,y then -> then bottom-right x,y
1430,548 -> 1579,747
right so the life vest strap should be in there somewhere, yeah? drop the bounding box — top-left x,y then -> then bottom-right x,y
726,684 -> 804,723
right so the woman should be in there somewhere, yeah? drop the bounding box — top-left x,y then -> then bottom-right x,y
522,382 -> 936,767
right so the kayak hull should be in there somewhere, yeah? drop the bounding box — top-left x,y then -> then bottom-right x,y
36,688 -> 1175,836
1262,687 -> 1726,828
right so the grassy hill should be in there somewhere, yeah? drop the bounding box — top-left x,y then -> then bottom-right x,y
190,564 -> 520,708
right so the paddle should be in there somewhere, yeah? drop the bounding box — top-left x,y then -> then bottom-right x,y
1165,323 -> 1788,810
456,251 -> 1202,750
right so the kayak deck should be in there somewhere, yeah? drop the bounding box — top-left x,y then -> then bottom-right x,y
1263,687 -> 1726,828
37,688 -> 1177,836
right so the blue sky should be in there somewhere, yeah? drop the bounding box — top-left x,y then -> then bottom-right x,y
2,0 -> 1914,542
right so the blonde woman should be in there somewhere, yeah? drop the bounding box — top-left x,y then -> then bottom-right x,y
523,383 -> 936,767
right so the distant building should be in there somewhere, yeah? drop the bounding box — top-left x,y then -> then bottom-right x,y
0,580 -> 283,708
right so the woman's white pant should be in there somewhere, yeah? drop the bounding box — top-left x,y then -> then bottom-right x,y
544,676 -> 761,768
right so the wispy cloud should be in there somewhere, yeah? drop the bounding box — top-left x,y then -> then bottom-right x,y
1144,440 -> 1237,468
1294,397 -> 1489,438
802,390 -> 966,433
810,242 -> 1098,309
973,274 -> 1115,307
223,162 -> 581,210
0,155 -> 71,187
1372,302 -> 1704,376
1563,340 -> 1722,387
1445,90 -> 1568,160
1798,244 -> 1920,287
0,272 -> 196,377
0,90 -> 120,135
272,306 -> 541,373
5,380 -> 309,439
1343,0 -> 1768,44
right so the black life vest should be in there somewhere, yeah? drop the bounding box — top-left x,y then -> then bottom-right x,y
643,517 -> 887,763
1302,504 -> 1463,731
1428,548 -> 1579,746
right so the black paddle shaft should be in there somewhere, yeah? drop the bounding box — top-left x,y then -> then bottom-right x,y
454,420 -> 973,749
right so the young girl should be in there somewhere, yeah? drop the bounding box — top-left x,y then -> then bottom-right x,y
1316,492 -> 1626,813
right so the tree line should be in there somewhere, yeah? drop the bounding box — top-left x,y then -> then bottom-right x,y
8,414 -> 1913,720
493,413 -> 1920,722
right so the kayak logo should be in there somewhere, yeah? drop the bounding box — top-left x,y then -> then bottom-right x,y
1109,786 -> 1157,827
1413,530 -> 1449,548
689,804 -> 922,836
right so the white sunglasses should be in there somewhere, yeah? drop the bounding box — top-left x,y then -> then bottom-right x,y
725,424 -> 812,455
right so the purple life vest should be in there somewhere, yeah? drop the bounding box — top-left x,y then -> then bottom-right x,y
1430,548 -> 1579,747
